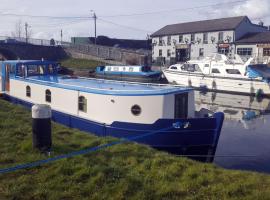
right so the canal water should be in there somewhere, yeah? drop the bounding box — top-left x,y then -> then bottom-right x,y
194,91 -> 270,173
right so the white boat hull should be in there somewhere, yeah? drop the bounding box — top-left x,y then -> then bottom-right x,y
163,70 -> 270,96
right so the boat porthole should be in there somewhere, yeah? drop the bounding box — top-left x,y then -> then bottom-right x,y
131,105 -> 141,116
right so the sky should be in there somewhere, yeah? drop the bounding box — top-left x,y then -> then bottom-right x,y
0,0 -> 269,42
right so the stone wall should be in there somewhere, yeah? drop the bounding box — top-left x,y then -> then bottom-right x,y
65,43 -> 151,65
0,43 -> 68,60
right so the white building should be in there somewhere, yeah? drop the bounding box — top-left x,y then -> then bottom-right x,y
151,16 -> 268,65
235,32 -> 270,63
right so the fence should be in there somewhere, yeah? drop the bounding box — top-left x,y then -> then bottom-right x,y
0,36 -> 151,65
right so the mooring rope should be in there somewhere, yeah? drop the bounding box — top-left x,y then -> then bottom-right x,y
0,123 -> 183,174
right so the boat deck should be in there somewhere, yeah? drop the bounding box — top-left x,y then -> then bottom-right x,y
14,75 -> 191,96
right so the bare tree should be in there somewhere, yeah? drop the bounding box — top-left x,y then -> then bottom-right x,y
11,20 -> 23,38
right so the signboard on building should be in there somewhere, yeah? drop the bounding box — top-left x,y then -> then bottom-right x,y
257,44 -> 270,48
175,44 -> 190,49
218,44 -> 230,48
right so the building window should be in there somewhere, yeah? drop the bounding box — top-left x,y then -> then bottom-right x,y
191,34 -> 195,43
199,48 -> 204,57
218,47 -> 229,55
26,86 -> 31,97
179,35 -> 183,43
78,96 -> 87,112
237,48 -> 252,56
203,33 -> 208,44
218,32 -> 224,42
226,69 -> 241,74
159,49 -> 162,57
131,105 -> 141,116
212,68 -> 220,73
263,48 -> 270,56
159,37 -> 163,46
45,89 -> 51,103
167,49 -> 171,57
167,36 -> 171,45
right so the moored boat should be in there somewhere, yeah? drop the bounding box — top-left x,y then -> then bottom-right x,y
163,54 -> 270,96
95,65 -> 162,83
0,60 -> 224,161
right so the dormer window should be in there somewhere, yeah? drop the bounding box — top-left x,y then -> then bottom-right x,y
159,37 -> 163,46
167,36 -> 171,45
191,34 -> 195,43
179,35 -> 183,43
203,33 -> 208,44
218,32 -> 224,42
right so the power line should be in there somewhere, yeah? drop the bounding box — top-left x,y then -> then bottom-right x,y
0,12 -> 91,20
98,18 -> 152,33
99,0 -> 249,18
0,0 -> 249,20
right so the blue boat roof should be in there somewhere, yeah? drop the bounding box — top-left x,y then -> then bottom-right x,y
13,75 -> 192,96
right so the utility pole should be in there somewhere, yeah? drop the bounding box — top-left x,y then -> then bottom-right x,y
91,10 -> 97,45
94,12 -> 97,45
25,22 -> 28,43
60,29 -> 63,44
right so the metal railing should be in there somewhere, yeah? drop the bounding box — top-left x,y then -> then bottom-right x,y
0,36 -> 68,46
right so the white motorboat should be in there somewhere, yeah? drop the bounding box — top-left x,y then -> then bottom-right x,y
163,54 -> 270,96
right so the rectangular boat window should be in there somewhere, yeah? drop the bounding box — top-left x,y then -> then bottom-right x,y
181,64 -> 201,72
226,69 -> 241,74
204,64 -> 209,67
174,93 -> 188,119
129,67 -> 133,72
212,68 -> 220,73
16,65 -> 26,77
107,66 -> 111,71
170,66 -> 177,70
26,65 -> 46,76
237,48 -> 252,56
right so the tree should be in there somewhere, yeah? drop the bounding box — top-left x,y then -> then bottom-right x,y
11,20 -> 23,38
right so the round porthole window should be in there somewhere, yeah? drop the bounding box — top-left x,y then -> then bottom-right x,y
131,105 -> 141,116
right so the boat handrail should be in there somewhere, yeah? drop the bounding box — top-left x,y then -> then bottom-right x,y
22,76 -> 190,93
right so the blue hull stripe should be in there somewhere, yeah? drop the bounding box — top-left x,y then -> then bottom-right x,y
4,95 -> 224,155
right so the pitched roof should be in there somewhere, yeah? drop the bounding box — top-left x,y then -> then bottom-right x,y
235,32 -> 270,44
151,16 -> 247,37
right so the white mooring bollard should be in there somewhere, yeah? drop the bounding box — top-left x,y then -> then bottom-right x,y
32,104 -> 52,152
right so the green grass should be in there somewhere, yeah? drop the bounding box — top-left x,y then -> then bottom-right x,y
0,99 -> 270,200
59,58 -> 106,70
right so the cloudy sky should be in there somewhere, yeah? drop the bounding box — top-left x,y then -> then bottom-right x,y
0,0 -> 269,42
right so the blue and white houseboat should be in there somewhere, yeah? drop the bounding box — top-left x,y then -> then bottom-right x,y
95,65 -> 162,83
0,60 -> 224,161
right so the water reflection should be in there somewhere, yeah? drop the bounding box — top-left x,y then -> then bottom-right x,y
194,91 -> 270,173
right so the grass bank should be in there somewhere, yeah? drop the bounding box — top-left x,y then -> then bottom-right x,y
59,58 -> 106,70
0,99 -> 270,199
